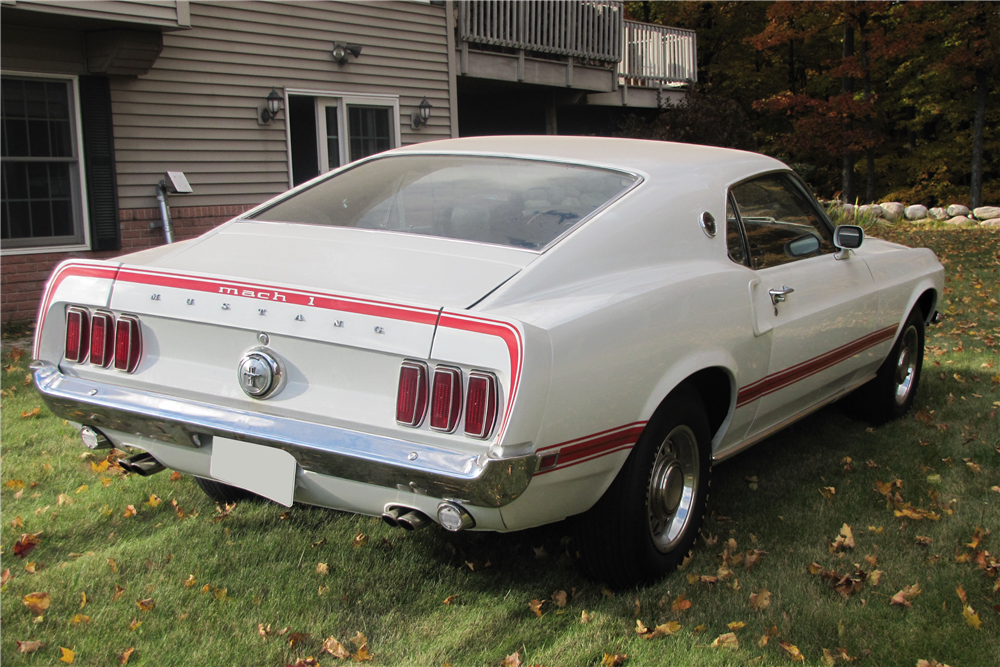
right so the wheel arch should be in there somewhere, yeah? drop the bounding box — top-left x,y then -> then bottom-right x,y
643,355 -> 737,448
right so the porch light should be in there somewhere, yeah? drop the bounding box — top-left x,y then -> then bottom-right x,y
332,43 -> 363,65
259,88 -> 283,124
411,97 -> 432,129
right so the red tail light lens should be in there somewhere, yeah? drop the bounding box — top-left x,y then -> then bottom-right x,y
65,307 -> 90,363
429,366 -> 462,433
114,315 -> 142,373
464,372 -> 498,439
89,312 -> 115,367
396,361 -> 428,427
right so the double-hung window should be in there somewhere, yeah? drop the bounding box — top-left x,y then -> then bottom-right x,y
1,75 -> 87,251
287,91 -> 400,187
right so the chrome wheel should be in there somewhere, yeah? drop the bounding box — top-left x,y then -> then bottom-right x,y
646,425 -> 700,553
894,324 -> 919,406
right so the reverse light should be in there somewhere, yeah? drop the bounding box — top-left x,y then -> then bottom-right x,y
396,361 -> 428,427
429,366 -> 462,433
89,311 -> 115,367
114,314 -> 142,373
464,372 -> 498,439
65,307 -> 90,363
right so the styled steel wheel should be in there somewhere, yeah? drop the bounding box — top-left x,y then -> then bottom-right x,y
575,385 -> 711,589
647,425 -> 700,553
893,324 -> 919,406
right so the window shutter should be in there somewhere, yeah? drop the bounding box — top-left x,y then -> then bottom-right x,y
79,76 -> 120,251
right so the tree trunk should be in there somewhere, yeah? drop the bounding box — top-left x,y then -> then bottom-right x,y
971,65 -> 986,208
860,14 -> 875,203
842,21 -> 855,203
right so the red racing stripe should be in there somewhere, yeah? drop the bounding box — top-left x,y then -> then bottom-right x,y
535,422 -> 647,475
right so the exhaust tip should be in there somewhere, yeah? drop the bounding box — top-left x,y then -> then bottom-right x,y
437,501 -> 475,532
81,426 -> 112,451
381,507 -> 402,528
396,510 -> 429,531
119,452 -> 166,477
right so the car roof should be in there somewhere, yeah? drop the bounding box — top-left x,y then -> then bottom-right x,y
390,136 -> 787,186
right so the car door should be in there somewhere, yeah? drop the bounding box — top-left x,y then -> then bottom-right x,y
729,173 -> 879,437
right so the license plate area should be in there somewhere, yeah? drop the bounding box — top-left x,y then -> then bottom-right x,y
210,437 -> 297,507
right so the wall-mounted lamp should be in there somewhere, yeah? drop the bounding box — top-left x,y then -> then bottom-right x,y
411,97 -> 432,129
259,87 -> 283,124
332,43 -> 363,65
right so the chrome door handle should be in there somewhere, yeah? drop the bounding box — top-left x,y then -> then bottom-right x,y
768,286 -> 794,314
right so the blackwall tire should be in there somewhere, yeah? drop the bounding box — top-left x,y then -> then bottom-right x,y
852,309 -> 925,425
575,385 -> 712,589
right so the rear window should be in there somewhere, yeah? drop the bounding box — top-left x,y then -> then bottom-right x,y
248,155 -> 639,251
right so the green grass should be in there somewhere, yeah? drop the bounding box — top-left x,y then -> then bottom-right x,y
2,227 -> 998,666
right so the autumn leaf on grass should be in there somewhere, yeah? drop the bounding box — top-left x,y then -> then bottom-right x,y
258,624 -> 274,641
750,588 -> 771,611
316,562 -> 329,576
501,652 -> 523,667
528,599 -> 545,617
820,486 -> 836,500
917,661 -> 953,667
353,531 -> 368,548
551,590 -> 568,608
120,647 -> 135,665
600,654 -> 627,666
744,549 -> 767,570
442,594 -> 459,605
70,614 -> 91,624
323,636 -> 351,659
710,632 -> 739,649
353,644 -> 373,662
672,592 -> 692,613
13,531 -> 42,558
635,619 -> 681,640
890,584 -> 921,608
112,585 -> 125,602
287,632 -> 311,649
184,574 -> 197,588
17,640 -> 44,654
779,641 -> 806,662
21,407 -> 41,419
830,524 -> 855,552
60,647 -> 75,663
962,605 -> 981,629
2,568 -> 12,586
108,558 -> 118,573
123,505 -> 137,518
145,494 -> 161,508
22,591 -> 50,615
580,610 -> 594,624
24,561 -> 40,574
136,598 -> 155,612
169,471 -> 182,481
687,573 -> 718,584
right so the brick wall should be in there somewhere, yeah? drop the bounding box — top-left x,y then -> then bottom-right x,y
1,204 -> 256,324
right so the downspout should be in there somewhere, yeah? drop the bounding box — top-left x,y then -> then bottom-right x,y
155,179 -> 175,244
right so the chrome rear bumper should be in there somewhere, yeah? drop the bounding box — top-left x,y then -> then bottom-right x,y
32,363 -> 534,508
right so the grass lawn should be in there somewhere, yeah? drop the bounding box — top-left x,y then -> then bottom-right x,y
1,226 -> 997,667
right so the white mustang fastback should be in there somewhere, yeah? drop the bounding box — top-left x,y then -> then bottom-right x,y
33,137 -> 944,588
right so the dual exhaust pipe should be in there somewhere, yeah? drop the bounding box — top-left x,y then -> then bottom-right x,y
382,507 -> 430,531
382,501 -> 476,532
81,426 -> 166,476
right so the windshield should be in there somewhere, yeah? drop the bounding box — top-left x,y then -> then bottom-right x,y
248,155 -> 639,251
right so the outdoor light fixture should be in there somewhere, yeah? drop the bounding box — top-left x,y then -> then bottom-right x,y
332,43 -> 363,65
411,97 -> 432,129
259,87 -> 283,124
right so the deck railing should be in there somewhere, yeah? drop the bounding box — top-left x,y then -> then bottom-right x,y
620,21 -> 697,84
458,0 -> 623,63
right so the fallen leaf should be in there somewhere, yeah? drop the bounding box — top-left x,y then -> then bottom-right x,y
136,598 -> 155,612
830,524 -> 855,552
13,532 -> 42,558
120,647 -> 135,665
287,632 -> 311,649
60,647 -> 75,663
711,632 -> 739,649
323,636 -> 351,659
750,588 -> 771,611
956,585 -> 967,605
890,584 -> 921,608
129,618 -> 142,631
16,640 -> 44,654
600,654 -> 627,666
353,532 -> 368,548
318,585 -> 329,596
145,494 -> 161,508
442,594 -> 459,605
916,660 -> 952,667
22,591 -> 50,615
672,592 -> 692,612
24,561 -> 39,574
21,407 -> 41,419
58,493 -> 72,506
123,505 -> 137,518
727,620 -> 746,631
529,599 -> 544,617
5,479 -> 26,491
915,535 -> 933,546
184,574 -> 196,588
581,609 -> 594,624
316,562 -> 329,576
258,624 -> 273,641
215,588 -> 227,600
353,644 -> 373,662
113,585 -> 125,601
501,652 -> 523,667
693,623 -> 707,634
779,641 -> 805,662
108,558 -> 118,573
963,605 -> 981,629
169,471 -> 182,481
70,614 -> 90,624
350,632 -> 367,649
636,619 -> 681,639
552,590 -> 568,608
820,486 -> 836,500
744,549 -> 767,570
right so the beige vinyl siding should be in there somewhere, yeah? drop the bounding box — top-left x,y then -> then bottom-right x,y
10,0 -> 185,27
111,0 -> 453,209
0,25 -> 86,75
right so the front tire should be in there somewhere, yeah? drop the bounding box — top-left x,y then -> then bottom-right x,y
852,308 -> 925,425
575,386 -> 711,589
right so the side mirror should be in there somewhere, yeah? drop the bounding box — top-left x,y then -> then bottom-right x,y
785,234 -> 821,258
833,225 -> 864,260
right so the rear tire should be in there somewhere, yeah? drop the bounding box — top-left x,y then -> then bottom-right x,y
194,477 -> 259,504
851,308 -> 925,425
575,386 -> 711,589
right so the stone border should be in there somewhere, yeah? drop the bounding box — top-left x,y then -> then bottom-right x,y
825,202 -> 1000,228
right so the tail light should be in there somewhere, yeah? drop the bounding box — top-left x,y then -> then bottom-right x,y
429,366 -> 462,432
114,314 -> 142,373
65,307 -> 90,363
464,372 -> 498,439
396,361 -> 428,427
89,312 -> 115,367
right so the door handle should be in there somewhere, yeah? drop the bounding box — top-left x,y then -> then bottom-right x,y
768,285 -> 794,314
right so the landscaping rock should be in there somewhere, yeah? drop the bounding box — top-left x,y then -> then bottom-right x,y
929,207 -> 948,220
904,204 -> 928,220
972,206 -> 1000,220
947,204 -> 970,217
980,218 -> 1000,228
858,204 -> 883,218
944,216 -> 974,226
879,202 -> 904,221
841,203 -> 855,217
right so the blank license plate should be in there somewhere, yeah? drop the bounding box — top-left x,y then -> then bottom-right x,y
210,437 -> 297,507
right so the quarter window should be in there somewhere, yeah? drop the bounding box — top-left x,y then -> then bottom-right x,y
729,173 -> 834,270
1,77 -> 85,249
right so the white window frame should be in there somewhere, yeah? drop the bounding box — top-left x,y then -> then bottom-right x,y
283,88 -> 400,189
1,70 -> 92,256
